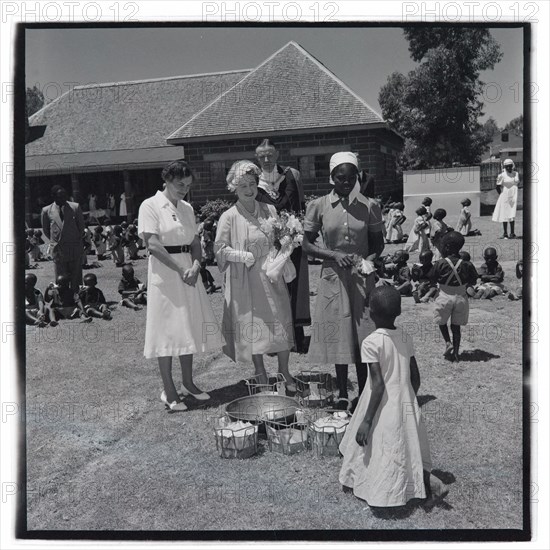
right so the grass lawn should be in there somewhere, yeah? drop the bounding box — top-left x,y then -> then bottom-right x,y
25,211 -> 524,533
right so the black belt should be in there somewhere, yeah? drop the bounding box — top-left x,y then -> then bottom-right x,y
164,245 -> 191,254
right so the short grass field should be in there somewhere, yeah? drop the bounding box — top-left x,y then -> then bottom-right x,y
25,211 -> 524,533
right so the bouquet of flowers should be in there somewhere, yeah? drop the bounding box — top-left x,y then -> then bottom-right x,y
259,211 -> 304,283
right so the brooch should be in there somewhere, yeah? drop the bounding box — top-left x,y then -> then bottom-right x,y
172,214 -> 177,221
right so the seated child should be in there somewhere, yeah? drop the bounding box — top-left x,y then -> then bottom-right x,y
455,198 -> 481,236
25,273 -> 53,327
339,285 -> 448,509
93,225 -> 107,260
472,247 -> 505,299
421,196 -> 433,236
132,218 -> 144,249
45,274 -> 90,322
431,209 -> 451,260
508,259 -> 523,301
118,265 -> 147,310
387,250 -> 412,296
405,206 -> 430,254
386,203 -> 404,243
412,250 -> 437,303
108,225 -> 125,267
79,273 -> 112,319
29,229 -> 43,262
82,227 -> 94,267
429,231 -> 479,361
125,224 -> 141,260
34,230 -> 47,260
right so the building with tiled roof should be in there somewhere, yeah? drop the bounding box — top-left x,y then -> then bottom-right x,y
25,41 -> 403,224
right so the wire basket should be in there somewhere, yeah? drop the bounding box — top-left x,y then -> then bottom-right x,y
245,373 -> 287,396
294,371 -> 335,407
308,410 -> 351,457
214,416 -> 259,459
265,410 -> 310,455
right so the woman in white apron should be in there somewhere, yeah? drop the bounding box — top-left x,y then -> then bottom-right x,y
492,158 -> 520,239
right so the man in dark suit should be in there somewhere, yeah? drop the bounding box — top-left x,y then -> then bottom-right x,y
41,184 -> 85,291
254,139 -> 310,353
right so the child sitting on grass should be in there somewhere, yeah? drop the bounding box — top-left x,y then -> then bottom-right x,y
108,225 -> 125,267
125,224 -> 142,260
390,250 -> 412,296
45,274 -> 90,322
93,225 -> 107,260
471,247 -> 505,299
508,259 -> 523,301
25,273 -> 55,327
429,231 -> 479,362
339,285 -> 448,510
118,265 -> 147,310
412,250 -> 438,303
79,273 -> 112,319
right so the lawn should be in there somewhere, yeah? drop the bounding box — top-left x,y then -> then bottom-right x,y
25,211 -> 524,533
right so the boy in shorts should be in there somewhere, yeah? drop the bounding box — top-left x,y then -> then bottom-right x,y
429,231 -> 479,362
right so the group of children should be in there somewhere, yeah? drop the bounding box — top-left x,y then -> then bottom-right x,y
25,265 -> 147,327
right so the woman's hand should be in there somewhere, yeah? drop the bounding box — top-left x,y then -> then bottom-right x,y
355,420 -> 372,446
179,265 -> 198,286
243,252 -> 255,268
332,251 -> 355,268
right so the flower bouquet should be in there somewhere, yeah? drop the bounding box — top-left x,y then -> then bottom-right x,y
259,210 -> 304,283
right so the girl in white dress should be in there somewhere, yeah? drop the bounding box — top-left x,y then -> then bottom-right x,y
492,158 -> 520,239
404,206 -> 430,254
339,285 -> 448,508
138,160 -> 223,412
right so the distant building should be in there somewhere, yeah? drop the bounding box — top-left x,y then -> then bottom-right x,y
26,41 -> 403,225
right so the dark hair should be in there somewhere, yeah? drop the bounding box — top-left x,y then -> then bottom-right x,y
394,250 -> 409,262
483,247 -> 498,260
50,184 -> 66,196
415,206 -> 427,216
83,273 -> 97,285
56,274 -> 70,286
461,198 -> 472,206
161,159 -> 192,183
459,250 -> 471,262
121,221 -> 129,228
433,208 -> 447,220
255,138 -> 277,151
122,265 -> 134,276
422,196 -> 432,205
419,250 -> 434,263
25,273 -> 37,284
113,225 -> 123,235
441,231 -> 465,255
370,286 -> 401,318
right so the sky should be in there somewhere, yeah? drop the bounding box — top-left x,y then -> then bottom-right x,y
25,26 -> 524,127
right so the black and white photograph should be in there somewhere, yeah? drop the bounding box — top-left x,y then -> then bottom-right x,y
1,1 -> 548,546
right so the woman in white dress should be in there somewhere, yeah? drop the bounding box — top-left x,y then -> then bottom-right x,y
119,192 -> 127,218
138,160 -> 223,412
492,158 -> 520,239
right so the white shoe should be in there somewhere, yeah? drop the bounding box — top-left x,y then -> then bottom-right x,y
179,384 -> 210,401
161,391 -> 188,412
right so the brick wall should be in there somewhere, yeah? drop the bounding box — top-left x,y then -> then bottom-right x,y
185,128 -> 403,205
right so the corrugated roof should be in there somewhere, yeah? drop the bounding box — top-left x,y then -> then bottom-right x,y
26,70 -> 250,157
167,41 -> 384,142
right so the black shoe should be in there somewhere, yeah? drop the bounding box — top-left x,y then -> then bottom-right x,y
509,233 -> 517,239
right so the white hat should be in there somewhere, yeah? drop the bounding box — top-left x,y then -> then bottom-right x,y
329,152 -> 359,185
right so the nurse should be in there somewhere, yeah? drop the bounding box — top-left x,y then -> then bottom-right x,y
492,158 -> 520,239
138,160 -> 223,412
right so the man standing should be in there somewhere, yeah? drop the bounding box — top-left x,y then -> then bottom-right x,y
254,139 -> 310,353
41,184 -> 85,291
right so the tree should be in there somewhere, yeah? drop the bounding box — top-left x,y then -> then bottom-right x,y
504,114 -> 523,137
25,85 -> 45,143
379,28 -> 502,170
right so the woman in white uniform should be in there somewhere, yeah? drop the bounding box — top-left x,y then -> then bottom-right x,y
138,160 -> 223,412
492,158 -> 520,239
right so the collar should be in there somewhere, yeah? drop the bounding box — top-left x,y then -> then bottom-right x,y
153,190 -> 183,209
329,182 -> 365,206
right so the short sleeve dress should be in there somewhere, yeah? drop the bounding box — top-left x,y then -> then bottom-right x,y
492,170 -> 520,222
138,190 -> 223,359
304,187 -> 379,364
339,327 -> 432,507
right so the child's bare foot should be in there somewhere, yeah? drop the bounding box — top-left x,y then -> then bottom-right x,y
80,316 -> 93,323
133,305 -> 143,311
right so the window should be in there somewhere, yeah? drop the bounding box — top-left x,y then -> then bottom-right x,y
209,160 -> 234,185
298,154 -> 332,180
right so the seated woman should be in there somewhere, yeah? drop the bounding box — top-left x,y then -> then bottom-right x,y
301,152 -> 385,404
215,160 -> 295,391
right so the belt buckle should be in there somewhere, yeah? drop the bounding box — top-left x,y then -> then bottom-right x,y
180,244 -> 185,254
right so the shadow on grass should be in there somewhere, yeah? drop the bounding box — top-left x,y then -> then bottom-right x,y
184,380 -> 249,411
417,394 -> 437,407
460,349 -> 500,362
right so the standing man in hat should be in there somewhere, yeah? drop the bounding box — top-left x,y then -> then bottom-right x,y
254,138 -> 310,353
41,184 -> 85,292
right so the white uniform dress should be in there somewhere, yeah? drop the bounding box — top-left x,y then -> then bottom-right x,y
138,190 -> 223,359
492,170 -> 519,222
339,327 -> 432,507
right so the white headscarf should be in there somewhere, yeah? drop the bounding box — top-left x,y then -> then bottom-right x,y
329,152 -> 359,185
503,158 -> 515,171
